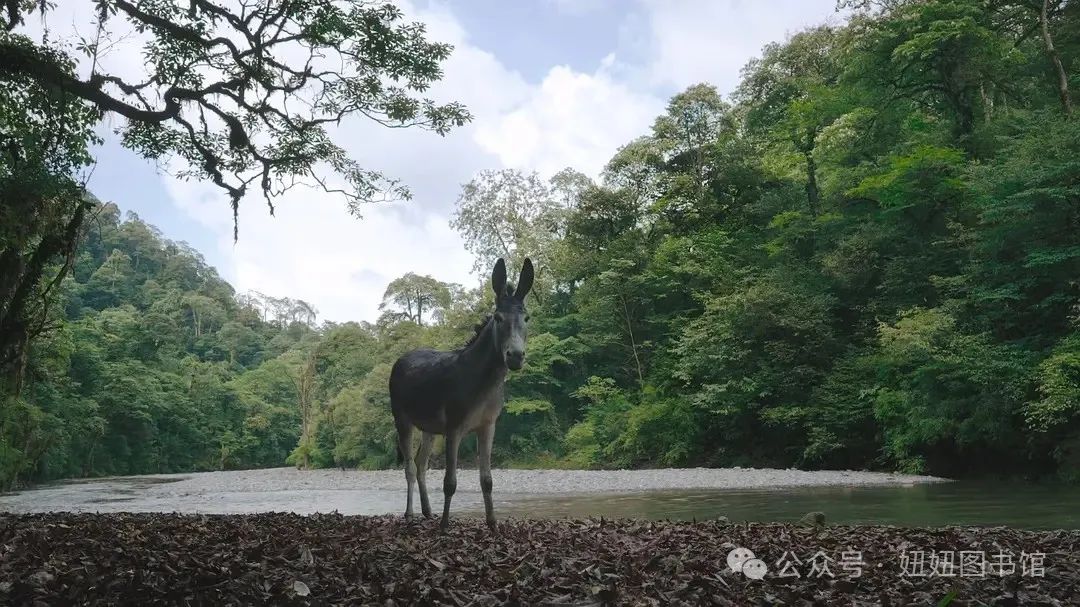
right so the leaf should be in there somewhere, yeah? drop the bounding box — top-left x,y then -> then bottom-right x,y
505,399 -> 553,415
937,591 -> 957,607
299,546 -> 314,566
292,581 -> 310,596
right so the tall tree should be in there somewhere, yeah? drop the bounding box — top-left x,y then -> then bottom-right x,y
287,349 -> 319,470
379,273 -> 452,326
1037,0 -> 1073,114
0,41 -> 99,393
737,27 -> 845,215
451,169 -> 565,299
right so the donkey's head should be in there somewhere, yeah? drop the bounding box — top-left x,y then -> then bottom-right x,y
490,257 -> 533,371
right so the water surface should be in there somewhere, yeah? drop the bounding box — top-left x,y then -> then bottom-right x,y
498,482 -> 1080,529
2,469 -> 1075,529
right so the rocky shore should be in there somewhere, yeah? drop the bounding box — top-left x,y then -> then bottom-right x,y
0,467 -> 948,515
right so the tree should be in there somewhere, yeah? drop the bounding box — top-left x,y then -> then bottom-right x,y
0,40 -> 99,393
379,273 -> 452,326
575,257 -> 653,388
331,363 -> 397,469
451,169 -> 563,297
652,84 -> 734,207
182,294 -> 225,338
1,1 -> 471,234
849,0 -> 1022,152
82,249 -> 134,309
217,321 -> 258,366
315,322 -> 379,396
548,168 -> 593,214
1036,0 -> 1073,115
286,349 -> 319,470
737,27 -> 845,215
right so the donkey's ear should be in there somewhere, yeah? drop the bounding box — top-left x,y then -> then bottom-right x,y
492,258 -> 507,298
514,258 -> 534,300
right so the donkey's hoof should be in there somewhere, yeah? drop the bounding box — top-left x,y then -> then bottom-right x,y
486,520 -> 498,534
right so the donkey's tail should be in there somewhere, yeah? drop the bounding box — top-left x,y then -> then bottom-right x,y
395,443 -> 403,465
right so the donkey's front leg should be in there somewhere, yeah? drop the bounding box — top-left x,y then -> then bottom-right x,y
476,422 -> 497,532
440,429 -> 462,532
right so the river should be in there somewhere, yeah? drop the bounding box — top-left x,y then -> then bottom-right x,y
1,467 -> 1076,529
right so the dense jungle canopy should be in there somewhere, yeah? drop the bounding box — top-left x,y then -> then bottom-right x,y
1,0 -> 1078,488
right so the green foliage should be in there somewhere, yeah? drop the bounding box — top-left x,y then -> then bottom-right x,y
380,273 -> 454,326
869,308 -> 1031,474
6,0 -> 1080,485
1027,334 -> 1080,432
332,364 -> 398,470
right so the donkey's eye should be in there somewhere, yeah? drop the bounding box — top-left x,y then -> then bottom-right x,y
525,315 -> 531,323
494,313 -> 504,323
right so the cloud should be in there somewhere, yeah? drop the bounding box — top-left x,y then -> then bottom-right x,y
166,175 -> 478,323
636,0 -> 844,95
474,64 -> 663,179
467,1 -> 845,182
542,0 -> 616,16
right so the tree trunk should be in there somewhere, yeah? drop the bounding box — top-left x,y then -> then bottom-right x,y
291,350 -> 318,470
0,195 -> 89,396
804,150 -> 820,216
1040,0 -> 1073,116
618,291 -> 645,387
416,289 -> 423,326
800,128 -> 820,216
980,82 -> 994,123
684,119 -> 706,204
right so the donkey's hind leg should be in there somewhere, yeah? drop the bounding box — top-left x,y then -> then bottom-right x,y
394,416 -> 416,518
440,429 -> 463,532
415,431 -> 435,518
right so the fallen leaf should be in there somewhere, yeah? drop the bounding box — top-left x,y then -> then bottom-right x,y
292,580 -> 310,596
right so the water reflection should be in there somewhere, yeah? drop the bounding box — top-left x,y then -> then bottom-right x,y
483,483 -> 1080,530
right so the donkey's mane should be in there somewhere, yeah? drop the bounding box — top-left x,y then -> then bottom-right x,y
463,315 -> 492,348
461,283 -> 517,348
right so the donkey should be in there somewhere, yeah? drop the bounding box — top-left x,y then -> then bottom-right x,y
389,257 -> 533,532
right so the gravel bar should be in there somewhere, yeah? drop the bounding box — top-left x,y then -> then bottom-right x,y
59,466 -> 949,494
0,467 -> 948,517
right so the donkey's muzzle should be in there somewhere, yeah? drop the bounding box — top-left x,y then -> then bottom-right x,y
505,350 -> 525,370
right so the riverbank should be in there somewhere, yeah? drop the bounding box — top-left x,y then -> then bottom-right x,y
2,512 -> 1075,605
0,466 -> 947,515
